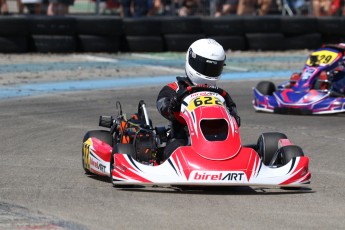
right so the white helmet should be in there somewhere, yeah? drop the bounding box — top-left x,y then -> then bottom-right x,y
185,38 -> 226,86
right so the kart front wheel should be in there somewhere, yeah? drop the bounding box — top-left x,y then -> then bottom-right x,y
279,145 -> 304,165
279,145 -> 305,190
257,132 -> 287,165
256,81 -> 276,96
82,130 -> 113,174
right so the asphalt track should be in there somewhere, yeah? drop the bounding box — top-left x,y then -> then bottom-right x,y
0,53 -> 345,230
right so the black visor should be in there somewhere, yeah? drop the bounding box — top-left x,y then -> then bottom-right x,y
188,48 -> 225,78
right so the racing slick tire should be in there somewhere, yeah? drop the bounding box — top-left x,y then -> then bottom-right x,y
82,130 -> 113,174
279,145 -> 304,165
279,145 -> 305,190
164,139 -> 188,160
256,81 -> 276,96
257,132 -> 288,165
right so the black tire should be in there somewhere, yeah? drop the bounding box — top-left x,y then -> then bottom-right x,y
243,16 -> 281,33
76,16 -> 123,36
161,17 -> 202,34
279,145 -> 304,165
82,130 -> 113,174
208,35 -> 246,51
257,132 -> 288,165
125,36 -> 164,52
321,35 -> 344,44
279,145 -> 305,190
317,17 -> 344,35
285,33 -> 322,50
31,35 -> 76,53
201,17 -> 244,36
281,16 -> 317,35
0,36 -> 28,53
164,139 -> 187,160
245,33 -> 285,51
123,18 -> 161,36
29,16 -> 76,35
164,34 -> 205,52
256,81 -> 276,96
0,16 -> 29,36
78,35 -> 120,52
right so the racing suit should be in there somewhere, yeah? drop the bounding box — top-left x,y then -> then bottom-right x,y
156,76 -> 240,158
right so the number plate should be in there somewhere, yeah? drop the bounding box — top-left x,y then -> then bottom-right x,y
306,50 -> 339,66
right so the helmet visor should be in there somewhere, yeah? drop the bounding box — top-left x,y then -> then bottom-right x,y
188,49 -> 225,78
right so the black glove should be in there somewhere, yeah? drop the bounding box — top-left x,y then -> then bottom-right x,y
168,96 -> 180,112
228,106 -> 241,127
234,114 -> 241,127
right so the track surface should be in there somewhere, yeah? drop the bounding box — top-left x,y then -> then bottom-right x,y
0,53 -> 345,229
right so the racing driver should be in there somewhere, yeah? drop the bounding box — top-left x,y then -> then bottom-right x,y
156,38 -> 241,159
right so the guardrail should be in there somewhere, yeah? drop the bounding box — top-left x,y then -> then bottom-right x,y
0,15 -> 343,53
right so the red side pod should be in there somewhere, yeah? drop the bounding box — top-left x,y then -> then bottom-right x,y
112,154 -> 152,183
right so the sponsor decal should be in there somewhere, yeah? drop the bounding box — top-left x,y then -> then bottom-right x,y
190,171 -> 246,183
301,67 -> 316,80
190,91 -> 219,98
91,158 -> 106,173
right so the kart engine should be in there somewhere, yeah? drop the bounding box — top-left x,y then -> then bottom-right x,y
133,129 -> 158,165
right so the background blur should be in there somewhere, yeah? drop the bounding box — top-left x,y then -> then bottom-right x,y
2,0 -> 344,17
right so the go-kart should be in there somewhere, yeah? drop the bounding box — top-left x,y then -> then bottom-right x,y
253,44 -> 345,114
82,86 -> 311,189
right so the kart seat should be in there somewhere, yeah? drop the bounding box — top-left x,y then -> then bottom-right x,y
315,71 -> 330,91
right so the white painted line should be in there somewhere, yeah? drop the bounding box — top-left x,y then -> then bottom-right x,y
224,65 -> 249,72
145,65 -> 183,74
131,53 -> 168,60
71,54 -> 119,63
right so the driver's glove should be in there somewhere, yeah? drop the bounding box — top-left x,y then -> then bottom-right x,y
234,114 -> 241,127
229,106 -> 241,127
168,96 -> 180,113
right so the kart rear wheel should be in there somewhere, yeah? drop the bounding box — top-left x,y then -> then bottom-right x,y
82,130 -> 113,174
256,81 -> 276,96
257,132 -> 287,165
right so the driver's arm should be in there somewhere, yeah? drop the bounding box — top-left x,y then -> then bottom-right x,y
223,92 -> 241,127
156,85 -> 179,121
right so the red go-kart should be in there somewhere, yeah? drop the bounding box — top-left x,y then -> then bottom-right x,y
82,86 -> 311,189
